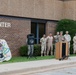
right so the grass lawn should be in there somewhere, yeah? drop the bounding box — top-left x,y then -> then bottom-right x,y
1,56 -> 55,64
0,54 -> 76,64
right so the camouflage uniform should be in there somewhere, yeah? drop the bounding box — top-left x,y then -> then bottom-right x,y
64,34 -> 71,48
59,35 -> 65,42
64,34 -> 71,55
40,37 -> 46,56
54,35 -> 60,55
73,36 -> 76,54
54,35 -> 60,43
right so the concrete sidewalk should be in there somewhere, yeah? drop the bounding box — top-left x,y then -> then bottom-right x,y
0,56 -> 76,75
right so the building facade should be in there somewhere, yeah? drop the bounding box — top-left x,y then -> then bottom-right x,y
0,0 -> 75,56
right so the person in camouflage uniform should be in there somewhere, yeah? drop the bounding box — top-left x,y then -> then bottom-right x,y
73,33 -> 76,54
64,31 -> 71,55
54,32 -> 60,55
40,34 -> 47,56
59,31 -> 65,42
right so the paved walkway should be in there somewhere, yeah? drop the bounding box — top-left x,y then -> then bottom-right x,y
0,57 -> 76,75
31,65 -> 76,75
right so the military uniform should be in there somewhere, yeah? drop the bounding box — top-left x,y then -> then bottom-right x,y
54,35 -> 60,55
46,36 -> 53,55
26,39 -> 34,57
73,36 -> 76,54
64,34 -> 71,55
59,35 -> 65,42
54,35 -> 60,43
40,37 -> 46,56
64,34 -> 71,48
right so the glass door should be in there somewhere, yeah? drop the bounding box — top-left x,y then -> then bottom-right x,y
31,22 -> 45,44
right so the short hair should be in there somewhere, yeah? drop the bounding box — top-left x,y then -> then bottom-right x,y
66,31 -> 69,33
49,32 -> 52,34
60,31 -> 63,33
57,32 -> 59,33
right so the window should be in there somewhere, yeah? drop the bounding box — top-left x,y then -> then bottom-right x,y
31,22 -> 46,44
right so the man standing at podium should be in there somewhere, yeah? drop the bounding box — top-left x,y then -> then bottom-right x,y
64,31 -> 71,55
59,31 -> 65,42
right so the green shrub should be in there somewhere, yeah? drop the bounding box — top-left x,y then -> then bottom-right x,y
56,19 -> 76,54
34,44 -> 41,56
19,45 -> 41,56
19,45 -> 28,56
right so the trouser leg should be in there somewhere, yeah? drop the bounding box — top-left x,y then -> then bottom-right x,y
73,44 -> 76,54
51,45 -> 53,55
28,45 -> 34,57
68,43 -> 70,55
44,44 -> 46,56
54,44 -> 56,56
31,45 -> 34,56
41,45 -> 44,56
28,45 -> 31,56
47,45 -> 50,55
73,49 -> 76,54
75,50 -> 76,54
73,47 -> 76,54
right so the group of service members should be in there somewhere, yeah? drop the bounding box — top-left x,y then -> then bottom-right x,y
40,31 -> 76,56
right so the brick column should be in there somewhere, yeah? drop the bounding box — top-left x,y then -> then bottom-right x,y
46,21 -> 57,36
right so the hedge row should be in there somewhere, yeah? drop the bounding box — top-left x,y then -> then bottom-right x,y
19,45 -> 41,56
19,44 -> 55,56
19,44 -> 73,56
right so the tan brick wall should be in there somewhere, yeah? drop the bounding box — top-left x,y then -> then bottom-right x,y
1,0 -> 76,20
0,0 -> 63,20
63,1 -> 76,20
0,17 -> 31,56
46,21 -> 57,36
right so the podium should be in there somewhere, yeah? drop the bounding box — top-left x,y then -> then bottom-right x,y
55,42 -> 69,60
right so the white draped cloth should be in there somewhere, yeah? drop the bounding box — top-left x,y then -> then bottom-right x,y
0,39 -> 12,61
